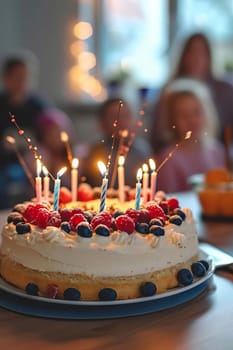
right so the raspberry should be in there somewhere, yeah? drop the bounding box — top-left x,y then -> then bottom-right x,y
115,215 -> 135,234
91,213 -> 112,229
167,198 -> 179,210
46,284 -> 58,299
59,187 -> 72,204
159,201 -> 169,214
24,204 -> 37,223
48,212 -> 62,227
138,209 -> 150,223
59,208 -> 73,222
145,203 -> 166,220
77,185 -> 94,202
35,208 -> 50,228
69,213 -> 87,231
125,209 -> 140,224
71,208 -> 84,216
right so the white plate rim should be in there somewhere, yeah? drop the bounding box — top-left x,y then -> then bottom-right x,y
0,249 -> 214,306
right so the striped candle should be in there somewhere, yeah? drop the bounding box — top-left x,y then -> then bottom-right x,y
53,167 -> 67,211
135,168 -> 142,210
98,161 -> 108,212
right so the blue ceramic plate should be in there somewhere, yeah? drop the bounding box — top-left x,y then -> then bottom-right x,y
0,250 -> 214,319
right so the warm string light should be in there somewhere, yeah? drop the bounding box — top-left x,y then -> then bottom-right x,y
60,131 -> 73,166
156,131 -> 192,173
5,136 -> 35,187
9,113 -> 55,181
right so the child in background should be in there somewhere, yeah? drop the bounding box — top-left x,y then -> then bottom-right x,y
156,79 -> 225,193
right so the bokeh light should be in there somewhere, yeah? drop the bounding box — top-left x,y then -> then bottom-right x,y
78,51 -> 96,70
73,21 -> 93,40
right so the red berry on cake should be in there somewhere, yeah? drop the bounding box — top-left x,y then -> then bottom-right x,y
115,215 -> 135,234
59,208 -> 73,222
24,204 -> 38,223
59,187 -> 72,204
91,213 -> 112,229
125,209 -> 140,224
167,198 -> 179,210
138,209 -> 150,223
47,212 -> 62,227
35,208 -> 51,228
145,203 -> 166,221
77,183 -> 94,202
69,213 -> 87,231
46,284 -> 59,299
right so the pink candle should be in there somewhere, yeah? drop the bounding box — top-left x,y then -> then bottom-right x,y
118,156 -> 125,203
42,166 -> 50,202
71,158 -> 79,202
35,159 -> 42,203
149,158 -> 157,201
142,163 -> 149,203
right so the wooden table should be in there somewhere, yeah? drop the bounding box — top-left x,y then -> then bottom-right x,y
0,192 -> 233,350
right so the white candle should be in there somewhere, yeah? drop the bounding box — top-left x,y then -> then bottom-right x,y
53,167 -> 67,211
142,163 -> 149,203
35,159 -> 42,203
149,158 -> 157,201
98,161 -> 108,212
42,166 -> 50,202
118,155 -> 125,203
135,168 -> 142,210
71,158 -> 79,202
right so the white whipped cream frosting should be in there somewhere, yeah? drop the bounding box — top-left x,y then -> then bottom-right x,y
0,208 -> 199,277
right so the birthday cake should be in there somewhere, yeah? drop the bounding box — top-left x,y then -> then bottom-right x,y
0,191 -> 208,301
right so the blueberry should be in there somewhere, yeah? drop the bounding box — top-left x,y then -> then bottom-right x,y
95,224 -> 110,237
98,288 -> 117,301
13,216 -> 25,225
149,225 -> 165,236
61,222 -> 71,233
26,283 -> 39,296
191,262 -> 206,277
83,211 -> 93,223
198,260 -> 209,271
177,269 -> 193,286
173,208 -> 186,220
77,223 -> 92,238
63,288 -> 81,301
140,282 -> 157,297
16,223 -> 31,234
135,223 -> 149,234
169,215 -> 183,226
149,218 -> 163,227
7,212 -> 22,224
113,210 -> 124,218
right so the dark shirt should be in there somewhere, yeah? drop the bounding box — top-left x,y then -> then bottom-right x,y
0,92 -> 47,167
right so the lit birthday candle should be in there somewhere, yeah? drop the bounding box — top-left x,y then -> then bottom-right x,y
42,166 -> 50,202
135,168 -> 142,210
98,161 -> 108,212
149,158 -> 157,201
35,159 -> 42,203
71,158 -> 79,202
118,155 -> 125,203
53,167 -> 67,211
142,163 -> 149,203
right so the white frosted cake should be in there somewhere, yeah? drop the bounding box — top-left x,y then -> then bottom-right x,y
0,192 -> 207,301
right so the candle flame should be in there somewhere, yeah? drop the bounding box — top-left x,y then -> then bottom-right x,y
6,136 -> 15,144
60,131 -> 69,142
118,155 -> 125,166
142,163 -> 148,172
137,168 -> 142,180
57,166 -> 67,178
36,159 -> 42,177
121,129 -> 129,138
185,130 -> 192,140
149,158 -> 156,171
98,161 -> 107,176
72,158 -> 79,169
42,166 -> 48,176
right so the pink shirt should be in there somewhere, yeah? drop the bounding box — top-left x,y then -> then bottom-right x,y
156,140 -> 225,193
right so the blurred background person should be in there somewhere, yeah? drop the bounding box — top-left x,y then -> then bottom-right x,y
151,33 -> 233,154
82,98 -> 152,187
30,108 -> 75,187
156,79 -> 225,193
